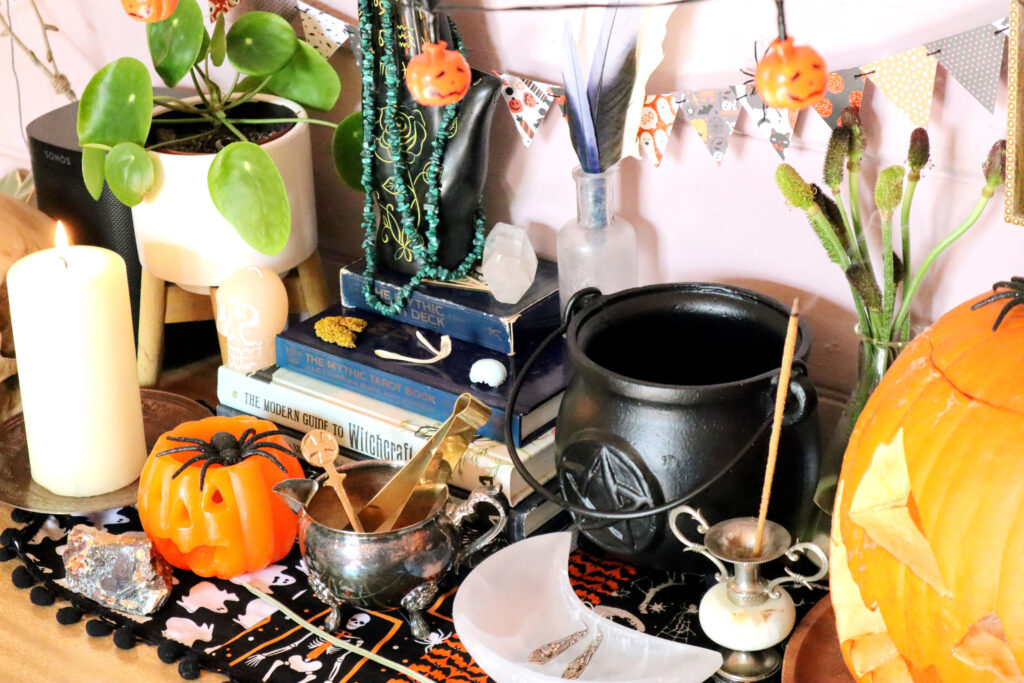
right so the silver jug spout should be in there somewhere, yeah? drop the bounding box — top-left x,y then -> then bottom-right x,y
274,478 -> 319,514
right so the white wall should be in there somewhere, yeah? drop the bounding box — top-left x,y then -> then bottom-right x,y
0,0 -> 1018,399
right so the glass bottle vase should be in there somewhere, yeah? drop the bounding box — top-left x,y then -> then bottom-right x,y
813,332 -> 911,515
557,164 -> 638,310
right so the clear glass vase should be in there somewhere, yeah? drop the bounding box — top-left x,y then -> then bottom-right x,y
813,331 -> 912,515
557,165 -> 638,310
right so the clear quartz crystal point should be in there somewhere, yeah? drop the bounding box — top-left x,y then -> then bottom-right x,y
557,164 -> 638,311
481,222 -> 538,304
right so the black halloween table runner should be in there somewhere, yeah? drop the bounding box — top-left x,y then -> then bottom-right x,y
3,507 -> 826,682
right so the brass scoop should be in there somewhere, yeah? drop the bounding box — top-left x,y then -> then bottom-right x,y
355,393 -> 491,533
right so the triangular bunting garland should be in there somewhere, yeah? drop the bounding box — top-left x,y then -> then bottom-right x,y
297,1 -> 350,59
676,89 -> 741,165
925,23 -> 1007,113
551,86 -> 568,119
637,94 -> 679,166
209,0 -> 240,22
812,67 -> 866,128
249,0 -> 299,21
493,73 -> 557,148
732,85 -> 793,159
861,46 -> 938,127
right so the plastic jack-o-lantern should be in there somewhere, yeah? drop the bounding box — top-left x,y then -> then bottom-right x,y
832,284 -> 1024,683
121,0 -> 178,22
755,37 -> 827,110
138,416 -> 304,579
405,41 -> 471,107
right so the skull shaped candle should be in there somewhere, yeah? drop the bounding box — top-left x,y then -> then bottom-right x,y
215,267 -> 288,372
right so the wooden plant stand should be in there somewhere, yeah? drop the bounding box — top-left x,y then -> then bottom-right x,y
136,252 -> 330,388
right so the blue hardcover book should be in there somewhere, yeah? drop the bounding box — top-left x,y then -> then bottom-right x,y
275,304 -> 569,445
339,258 -> 560,355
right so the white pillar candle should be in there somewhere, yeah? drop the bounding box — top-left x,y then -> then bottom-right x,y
6,223 -> 146,497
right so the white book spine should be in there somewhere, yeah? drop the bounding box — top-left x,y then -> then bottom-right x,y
216,366 -> 554,505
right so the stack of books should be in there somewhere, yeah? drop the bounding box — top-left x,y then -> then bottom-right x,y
216,258 -> 569,541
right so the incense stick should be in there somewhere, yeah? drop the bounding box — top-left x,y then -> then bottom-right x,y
753,298 -> 800,557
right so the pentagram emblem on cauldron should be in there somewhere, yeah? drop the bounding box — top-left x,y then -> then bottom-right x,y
559,439 -> 658,555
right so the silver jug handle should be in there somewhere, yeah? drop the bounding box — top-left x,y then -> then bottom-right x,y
766,542 -> 829,599
669,505 -> 729,581
452,485 -> 507,570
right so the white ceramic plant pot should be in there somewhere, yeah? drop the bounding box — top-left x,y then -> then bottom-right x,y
131,94 -> 317,293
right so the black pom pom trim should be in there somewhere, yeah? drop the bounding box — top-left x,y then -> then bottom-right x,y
85,619 -> 114,637
113,626 -> 136,650
11,565 -> 35,589
56,606 -> 84,625
29,585 -> 55,606
10,508 -> 33,523
0,527 -> 17,548
0,547 -> 13,563
178,656 -> 201,680
158,640 -> 185,664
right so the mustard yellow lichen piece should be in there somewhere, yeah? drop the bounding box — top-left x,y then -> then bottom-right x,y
314,317 -> 358,348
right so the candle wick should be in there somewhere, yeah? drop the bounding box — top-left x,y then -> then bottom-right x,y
59,256 -> 68,270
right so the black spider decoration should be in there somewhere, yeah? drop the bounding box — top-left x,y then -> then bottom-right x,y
154,429 -> 295,491
970,277 -> 1024,331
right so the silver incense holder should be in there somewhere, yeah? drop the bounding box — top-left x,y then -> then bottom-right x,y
670,507 -> 828,682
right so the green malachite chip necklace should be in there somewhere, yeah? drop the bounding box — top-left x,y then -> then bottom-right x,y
357,0 -> 486,316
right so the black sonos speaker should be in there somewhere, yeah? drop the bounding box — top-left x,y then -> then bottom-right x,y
27,100 -> 142,340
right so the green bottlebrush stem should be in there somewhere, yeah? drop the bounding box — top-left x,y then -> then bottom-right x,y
983,140 -> 1007,189
846,263 -> 882,312
824,127 -> 852,190
875,166 -> 906,214
777,163 -> 815,209
811,183 -> 850,251
807,204 -> 847,267
840,107 -> 864,162
908,128 -> 930,174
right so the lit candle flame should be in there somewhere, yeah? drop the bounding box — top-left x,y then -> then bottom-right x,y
55,221 -> 69,249
55,221 -> 69,269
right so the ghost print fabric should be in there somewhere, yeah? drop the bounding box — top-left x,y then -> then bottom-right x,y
636,94 -> 679,166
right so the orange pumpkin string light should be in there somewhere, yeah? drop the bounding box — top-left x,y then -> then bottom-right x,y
121,0 -> 178,23
405,40 -> 472,107
754,0 -> 826,111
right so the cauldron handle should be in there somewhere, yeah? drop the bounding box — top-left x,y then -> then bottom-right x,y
561,287 -> 603,327
771,361 -> 818,427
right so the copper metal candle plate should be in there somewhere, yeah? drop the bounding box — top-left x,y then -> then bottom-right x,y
0,389 -> 212,514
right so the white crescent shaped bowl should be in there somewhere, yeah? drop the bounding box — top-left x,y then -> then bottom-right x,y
453,532 -> 723,683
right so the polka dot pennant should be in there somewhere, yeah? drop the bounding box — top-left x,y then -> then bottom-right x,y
298,1 -> 350,59
812,67 -> 867,129
925,23 -> 1007,113
861,46 -> 938,128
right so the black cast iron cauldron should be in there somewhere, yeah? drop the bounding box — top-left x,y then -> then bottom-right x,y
505,284 -> 820,571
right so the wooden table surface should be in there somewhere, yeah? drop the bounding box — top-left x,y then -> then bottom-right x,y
1,356 -> 225,683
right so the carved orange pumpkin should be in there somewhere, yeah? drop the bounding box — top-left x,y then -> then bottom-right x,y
832,287 -> 1024,682
755,37 -> 826,110
138,416 -> 304,579
121,0 -> 178,22
405,41 -> 471,107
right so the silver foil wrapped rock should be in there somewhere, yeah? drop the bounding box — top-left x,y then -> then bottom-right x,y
61,524 -> 173,616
